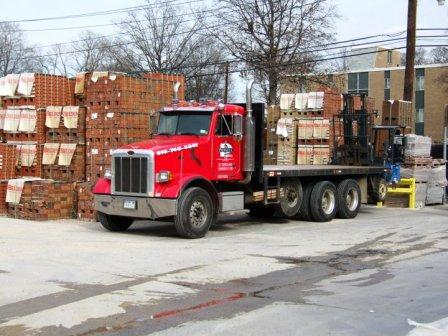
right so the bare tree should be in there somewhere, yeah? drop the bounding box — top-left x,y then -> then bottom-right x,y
210,0 -> 336,104
35,44 -> 71,76
400,47 -> 428,66
0,22 -> 37,76
70,30 -> 111,72
111,0 -> 228,100
431,46 -> 448,64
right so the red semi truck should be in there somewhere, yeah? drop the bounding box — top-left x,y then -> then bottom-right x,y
93,81 -> 388,238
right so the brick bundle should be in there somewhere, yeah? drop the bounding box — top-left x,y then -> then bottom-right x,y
382,100 -> 414,133
43,106 -> 87,182
273,91 -> 342,165
43,145 -> 86,182
7,180 -> 76,220
0,181 -> 7,214
76,182 -> 96,221
0,143 -> 19,179
1,74 -> 75,108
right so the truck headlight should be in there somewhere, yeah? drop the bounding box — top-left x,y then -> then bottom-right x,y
104,169 -> 112,179
156,170 -> 173,183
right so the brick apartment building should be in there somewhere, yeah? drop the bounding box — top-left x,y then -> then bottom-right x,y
282,47 -> 448,141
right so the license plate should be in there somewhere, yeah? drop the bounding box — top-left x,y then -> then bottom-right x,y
123,200 -> 137,210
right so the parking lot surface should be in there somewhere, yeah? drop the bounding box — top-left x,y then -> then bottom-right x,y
0,205 -> 447,336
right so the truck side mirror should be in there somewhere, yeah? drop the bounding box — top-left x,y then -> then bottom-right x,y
233,114 -> 243,141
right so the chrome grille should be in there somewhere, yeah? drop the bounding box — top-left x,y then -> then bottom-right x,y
112,153 -> 153,196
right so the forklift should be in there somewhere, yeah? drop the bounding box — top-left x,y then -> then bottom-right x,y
333,93 -> 407,184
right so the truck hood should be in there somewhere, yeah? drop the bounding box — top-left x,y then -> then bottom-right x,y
119,136 -> 204,153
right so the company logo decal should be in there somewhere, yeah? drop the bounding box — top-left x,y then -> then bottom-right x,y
219,142 -> 233,158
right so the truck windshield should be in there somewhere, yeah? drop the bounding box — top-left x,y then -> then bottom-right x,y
157,112 -> 212,136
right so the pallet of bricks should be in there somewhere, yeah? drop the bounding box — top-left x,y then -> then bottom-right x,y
0,73 -> 78,220
74,71 -> 185,221
5,178 -> 75,220
387,134 -> 446,208
43,105 -> 86,182
271,91 -> 342,165
382,100 -> 414,133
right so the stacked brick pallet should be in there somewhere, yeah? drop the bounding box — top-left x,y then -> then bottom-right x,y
272,91 -> 342,165
7,179 -> 75,220
0,73 -> 76,179
79,72 -> 184,220
1,71 -> 186,221
43,106 -> 87,182
388,134 -> 447,207
382,100 -> 414,133
83,73 -> 182,183
76,182 -> 96,221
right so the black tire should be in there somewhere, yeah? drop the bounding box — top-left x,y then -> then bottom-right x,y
370,177 -> 388,203
275,178 -> 303,218
174,187 -> 215,239
310,181 -> 337,222
247,204 -> 276,218
98,212 -> 134,232
336,179 -> 361,219
297,181 -> 316,221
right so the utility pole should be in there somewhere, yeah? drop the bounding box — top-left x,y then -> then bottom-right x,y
403,0 -> 417,102
224,61 -> 230,103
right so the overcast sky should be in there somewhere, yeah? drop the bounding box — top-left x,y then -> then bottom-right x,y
0,0 -> 446,49
1,0 -> 446,100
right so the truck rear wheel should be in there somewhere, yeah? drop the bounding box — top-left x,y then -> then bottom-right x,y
98,212 -> 134,232
275,178 -> 303,218
296,181 -> 316,221
336,179 -> 361,219
174,187 -> 215,239
310,181 -> 337,222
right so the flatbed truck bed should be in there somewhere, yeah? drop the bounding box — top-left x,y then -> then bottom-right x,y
263,165 -> 388,177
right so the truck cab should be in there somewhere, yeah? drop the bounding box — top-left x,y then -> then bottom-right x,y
94,83 -> 260,238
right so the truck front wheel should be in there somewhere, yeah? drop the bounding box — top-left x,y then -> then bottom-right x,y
174,187 -> 215,239
98,212 -> 134,232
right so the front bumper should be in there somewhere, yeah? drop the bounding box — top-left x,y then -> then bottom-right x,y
94,194 -> 177,219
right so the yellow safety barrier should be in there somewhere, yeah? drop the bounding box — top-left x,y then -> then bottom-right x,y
387,178 -> 416,209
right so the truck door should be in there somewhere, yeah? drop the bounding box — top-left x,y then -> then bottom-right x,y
212,113 -> 243,180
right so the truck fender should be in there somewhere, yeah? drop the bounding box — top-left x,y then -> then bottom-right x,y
180,177 -> 219,214
93,177 -> 112,195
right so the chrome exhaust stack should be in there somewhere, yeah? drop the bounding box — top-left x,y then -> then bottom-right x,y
241,80 -> 255,183
173,82 -> 181,102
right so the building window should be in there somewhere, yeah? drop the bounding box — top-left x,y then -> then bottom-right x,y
416,108 -> 424,123
416,76 -> 425,91
384,71 -> 391,101
348,72 -> 369,95
387,50 -> 392,64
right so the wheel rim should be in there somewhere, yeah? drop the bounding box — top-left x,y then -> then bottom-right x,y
189,200 -> 207,228
346,188 -> 359,211
285,186 -> 298,207
321,190 -> 336,215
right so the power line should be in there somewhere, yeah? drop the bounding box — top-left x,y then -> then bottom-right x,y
0,0 -> 204,24
17,32 -> 446,69
176,44 -> 448,78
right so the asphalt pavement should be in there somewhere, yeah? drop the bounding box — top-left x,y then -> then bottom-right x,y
0,205 -> 447,336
